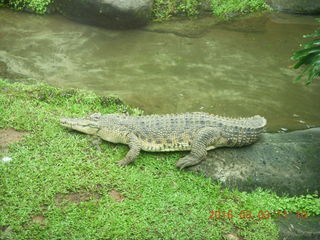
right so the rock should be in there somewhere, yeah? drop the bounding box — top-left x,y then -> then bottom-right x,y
275,214 -> 320,240
265,0 -> 320,14
214,13 -> 268,34
189,128 -> 320,196
144,16 -> 220,38
199,0 -> 212,14
54,0 -> 153,29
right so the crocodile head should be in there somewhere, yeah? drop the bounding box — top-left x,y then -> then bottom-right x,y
60,113 -> 127,136
60,116 -> 100,135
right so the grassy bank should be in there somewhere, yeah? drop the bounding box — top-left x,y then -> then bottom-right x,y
0,79 -> 319,239
0,0 -> 269,19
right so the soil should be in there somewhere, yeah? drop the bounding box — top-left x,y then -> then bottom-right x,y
55,191 -> 101,205
109,190 -> 125,202
0,128 -> 27,153
31,215 -> 46,225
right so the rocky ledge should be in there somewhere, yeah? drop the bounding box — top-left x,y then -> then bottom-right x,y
266,0 -> 320,14
54,0 -> 153,29
189,128 -> 320,196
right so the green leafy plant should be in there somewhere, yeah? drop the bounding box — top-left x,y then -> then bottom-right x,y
2,0 -> 52,14
152,0 -> 200,21
0,0 -> 6,7
28,0 -> 52,14
152,0 -> 176,20
211,0 -> 269,18
152,0 -> 269,21
291,18 -> 320,85
176,0 -> 200,17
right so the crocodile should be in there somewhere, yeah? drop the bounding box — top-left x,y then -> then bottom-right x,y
60,112 -> 267,169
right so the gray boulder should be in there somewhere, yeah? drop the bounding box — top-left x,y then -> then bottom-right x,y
55,0 -> 153,29
265,0 -> 320,14
189,128 -> 320,196
276,214 -> 320,240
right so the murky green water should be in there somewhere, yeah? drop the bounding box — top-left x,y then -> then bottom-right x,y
0,9 -> 319,132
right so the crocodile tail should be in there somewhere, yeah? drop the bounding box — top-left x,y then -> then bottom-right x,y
252,115 -> 267,128
248,115 -> 267,134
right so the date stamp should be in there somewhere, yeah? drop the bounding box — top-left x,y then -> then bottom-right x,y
208,210 -> 309,220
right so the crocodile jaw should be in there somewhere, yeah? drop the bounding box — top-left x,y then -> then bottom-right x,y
60,118 -> 99,135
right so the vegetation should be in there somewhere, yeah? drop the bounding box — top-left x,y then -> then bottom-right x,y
210,0 -> 269,18
0,0 -> 6,7
0,0 -> 52,14
0,79 -> 319,239
0,0 -> 269,19
291,18 -> 320,85
152,0 -> 201,20
152,0 -> 269,21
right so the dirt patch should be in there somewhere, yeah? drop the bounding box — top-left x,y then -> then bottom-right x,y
31,215 -> 46,225
0,128 -> 27,152
55,191 -> 101,206
0,226 -> 12,239
0,225 -> 9,232
223,230 -> 243,240
224,233 -> 240,240
109,190 -> 124,202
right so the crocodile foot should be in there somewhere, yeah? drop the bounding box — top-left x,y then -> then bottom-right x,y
176,155 -> 202,169
91,136 -> 103,152
118,159 -> 130,167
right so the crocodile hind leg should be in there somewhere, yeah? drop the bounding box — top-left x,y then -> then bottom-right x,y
118,133 -> 141,166
176,127 -> 221,169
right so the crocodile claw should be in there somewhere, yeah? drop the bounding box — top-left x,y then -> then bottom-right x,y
176,155 -> 200,170
117,159 -> 129,167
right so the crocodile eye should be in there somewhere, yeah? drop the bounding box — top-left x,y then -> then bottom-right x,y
87,124 -> 98,129
88,113 -> 101,119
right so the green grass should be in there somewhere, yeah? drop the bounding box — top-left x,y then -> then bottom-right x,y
0,79 -> 319,239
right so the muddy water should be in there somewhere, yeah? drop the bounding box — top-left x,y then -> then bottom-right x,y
0,9 -> 319,132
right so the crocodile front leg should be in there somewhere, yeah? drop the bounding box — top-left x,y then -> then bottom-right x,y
118,133 -> 141,166
176,127 -> 221,169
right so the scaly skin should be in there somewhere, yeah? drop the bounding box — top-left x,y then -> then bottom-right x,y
60,112 -> 267,169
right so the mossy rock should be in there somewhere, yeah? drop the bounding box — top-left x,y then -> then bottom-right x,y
55,0 -> 153,29
190,128 -> 320,196
265,0 -> 320,14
